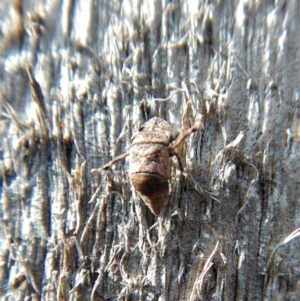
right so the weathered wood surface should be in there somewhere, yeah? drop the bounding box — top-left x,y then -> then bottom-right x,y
1,0 -> 300,300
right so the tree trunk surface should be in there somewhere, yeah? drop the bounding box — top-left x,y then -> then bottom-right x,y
1,0 -> 300,300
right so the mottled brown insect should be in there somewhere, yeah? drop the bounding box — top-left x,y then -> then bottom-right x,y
98,117 -> 201,215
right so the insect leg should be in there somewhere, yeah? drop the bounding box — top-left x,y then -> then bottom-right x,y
92,152 -> 129,172
169,115 -> 203,151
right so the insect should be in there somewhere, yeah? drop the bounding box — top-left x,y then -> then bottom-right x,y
97,116 -> 202,215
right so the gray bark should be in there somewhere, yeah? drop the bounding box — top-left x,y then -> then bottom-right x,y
1,0 -> 300,300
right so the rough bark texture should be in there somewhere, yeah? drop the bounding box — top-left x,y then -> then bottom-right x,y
1,0 -> 300,300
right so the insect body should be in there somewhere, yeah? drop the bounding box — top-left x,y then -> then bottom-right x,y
97,117 -> 201,215
129,118 -> 173,215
